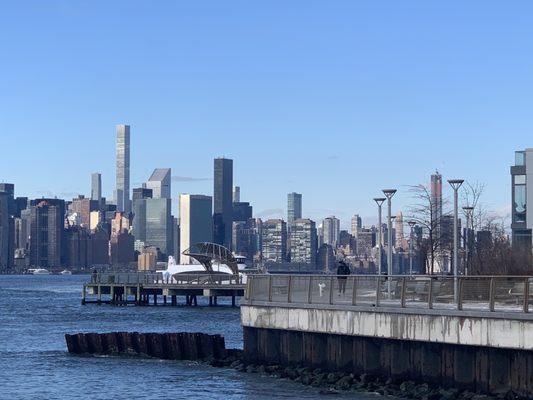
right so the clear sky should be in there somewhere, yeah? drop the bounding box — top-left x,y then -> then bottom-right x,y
1,1 -> 532,228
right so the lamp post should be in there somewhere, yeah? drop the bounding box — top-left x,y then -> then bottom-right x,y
462,206 -> 474,276
374,197 -> 386,276
408,220 -> 416,276
382,189 -> 397,299
448,179 -> 464,304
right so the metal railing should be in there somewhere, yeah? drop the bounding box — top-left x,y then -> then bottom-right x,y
90,272 -> 244,286
245,274 -> 533,314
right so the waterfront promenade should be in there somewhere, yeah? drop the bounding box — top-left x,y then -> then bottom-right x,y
242,274 -> 533,396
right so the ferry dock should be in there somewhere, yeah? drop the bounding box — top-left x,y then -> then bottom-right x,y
82,272 -> 246,306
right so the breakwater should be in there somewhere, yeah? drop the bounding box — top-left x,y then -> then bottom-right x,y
65,332 -> 229,360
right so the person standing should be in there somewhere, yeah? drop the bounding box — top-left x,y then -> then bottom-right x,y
336,260 -> 351,295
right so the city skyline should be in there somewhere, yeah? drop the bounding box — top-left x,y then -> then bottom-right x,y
2,2 -> 532,226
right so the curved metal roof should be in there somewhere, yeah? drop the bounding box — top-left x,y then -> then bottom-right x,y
182,242 -> 239,275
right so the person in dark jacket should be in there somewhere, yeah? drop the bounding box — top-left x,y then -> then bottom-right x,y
336,260 -> 351,295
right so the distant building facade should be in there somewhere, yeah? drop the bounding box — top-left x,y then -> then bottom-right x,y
287,192 -> 302,227
115,124 -> 131,213
179,194 -> 213,264
322,216 -> 340,248
29,199 -> 65,268
289,218 -> 317,267
261,219 -> 287,263
213,158 -> 233,249
511,149 -> 533,249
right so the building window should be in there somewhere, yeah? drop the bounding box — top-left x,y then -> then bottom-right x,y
515,151 -> 526,166
514,184 -> 526,223
515,175 -> 526,185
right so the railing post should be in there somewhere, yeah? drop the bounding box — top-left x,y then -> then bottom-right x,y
287,276 -> 292,303
307,276 -> 313,304
400,277 -> 407,308
524,277 -> 529,313
248,276 -> 254,301
457,278 -> 463,311
428,278 -> 433,309
329,276 -> 334,305
375,276 -> 380,307
351,276 -> 357,306
489,277 -> 495,312
268,275 -> 273,302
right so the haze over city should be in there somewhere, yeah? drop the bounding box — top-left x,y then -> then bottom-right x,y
2,1 -> 533,225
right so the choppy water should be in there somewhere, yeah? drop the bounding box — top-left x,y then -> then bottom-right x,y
0,275 -> 380,399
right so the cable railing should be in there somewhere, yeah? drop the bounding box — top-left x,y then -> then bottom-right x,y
245,274 -> 533,314
89,272 -> 244,286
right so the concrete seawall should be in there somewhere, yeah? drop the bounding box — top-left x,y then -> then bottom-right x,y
242,304 -> 533,396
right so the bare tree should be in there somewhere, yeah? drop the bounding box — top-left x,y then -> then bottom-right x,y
405,184 -> 450,274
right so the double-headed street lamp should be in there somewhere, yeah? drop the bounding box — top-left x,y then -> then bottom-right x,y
373,197 -> 386,276
448,179 -> 464,303
462,206 -> 474,276
382,189 -> 397,298
408,220 -> 417,276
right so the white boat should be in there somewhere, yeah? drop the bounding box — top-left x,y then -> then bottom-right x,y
28,268 -> 51,275
60,270 -> 72,275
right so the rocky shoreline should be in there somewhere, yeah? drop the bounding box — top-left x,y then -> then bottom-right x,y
208,352 -> 525,400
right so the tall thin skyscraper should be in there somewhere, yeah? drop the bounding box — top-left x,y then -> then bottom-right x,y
322,216 -> 340,248
145,168 -> 171,199
350,214 -> 362,238
115,124 -> 131,213
213,158 -> 233,249
430,170 -> 443,230
91,173 -> 102,203
287,192 -> 302,227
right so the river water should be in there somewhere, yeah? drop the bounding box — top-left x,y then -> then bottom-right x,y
0,275 -> 382,399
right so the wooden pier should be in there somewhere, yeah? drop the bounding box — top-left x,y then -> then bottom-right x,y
82,272 -> 246,307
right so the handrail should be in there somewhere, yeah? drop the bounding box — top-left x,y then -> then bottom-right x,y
89,272 -> 245,286
245,274 -> 533,315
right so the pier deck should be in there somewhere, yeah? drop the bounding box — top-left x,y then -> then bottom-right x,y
82,272 -> 246,306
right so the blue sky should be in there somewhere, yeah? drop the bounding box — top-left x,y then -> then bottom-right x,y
1,1 -> 532,228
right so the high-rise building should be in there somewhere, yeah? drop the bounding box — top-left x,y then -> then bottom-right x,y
145,198 -> 173,258
91,173 -> 102,204
356,228 -> 376,257
350,215 -> 362,238
68,195 -> 98,228
110,212 -> 134,266
29,199 -> 65,268
511,149 -> 533,249
290,218 -> 317,267
0,191 -> 13,273
395,211 -> 405,249
115,124 -> 131,213
233,186 -> 240,203
261,219 -> 287,263
322,216 -> 340,247
233,202 -> 253,222
132,187 -> 153,244
287,192 -> 302,227
179,194 -> 213,264
145,168 -> 171,199
431,170 -> 443,230
213,158 -> 233,249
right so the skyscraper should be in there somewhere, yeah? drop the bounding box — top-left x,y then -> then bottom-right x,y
287,192 -> 302,227
395,211 -> 405,249
213,158 -> 233,249
290,218 -> 317,267
350,214 -> 362,238
322,216 -> 340,247
29,199 -> 65,268
233,186 -> 240,203
511,149 -> 533,249
91,173 -> 102,203
261,219 -> 287,263
115,124 -> 131,213
145,168 -> 171,199
0,191 -> 13,273
431,170 -> 443,230
179,194 -> 213,264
